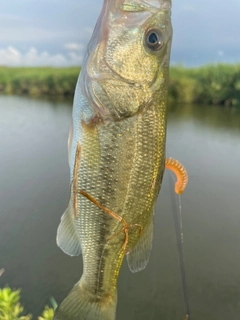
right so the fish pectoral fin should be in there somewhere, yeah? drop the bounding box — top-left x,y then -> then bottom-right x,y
56,201 -> 82,256
126,217 -> 153,273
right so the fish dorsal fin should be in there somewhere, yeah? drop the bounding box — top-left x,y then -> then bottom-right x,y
127,218 -> 153,273
56,201 -> 82,256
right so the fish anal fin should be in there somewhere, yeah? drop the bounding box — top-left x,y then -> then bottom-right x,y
56,201 -> 82,256
126,218 -> 153,273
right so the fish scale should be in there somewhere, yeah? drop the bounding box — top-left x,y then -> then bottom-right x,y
76,100 -> 166,296
54,0 -> 172,319
78,118 -> 137,294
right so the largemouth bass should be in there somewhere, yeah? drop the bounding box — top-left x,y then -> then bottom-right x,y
54,0 -> 172,319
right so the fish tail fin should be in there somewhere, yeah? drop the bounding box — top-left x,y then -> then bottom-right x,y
54,282 -> 117,320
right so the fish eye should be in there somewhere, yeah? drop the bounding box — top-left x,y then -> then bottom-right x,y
145,29 -> 163,51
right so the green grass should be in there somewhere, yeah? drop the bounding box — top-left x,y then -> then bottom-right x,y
169,64 -> 240,106
0,67 -> 79,97
0,64 -> 240,106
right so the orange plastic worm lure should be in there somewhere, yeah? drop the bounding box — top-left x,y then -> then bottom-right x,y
165,158 -> 188,194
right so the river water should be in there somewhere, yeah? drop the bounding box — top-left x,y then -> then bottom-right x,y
0,96 -> 240,320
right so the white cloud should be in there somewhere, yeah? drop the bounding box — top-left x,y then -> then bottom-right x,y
0,46 -> 83,66
64,43 -> 85,51
67,51 -> 83,65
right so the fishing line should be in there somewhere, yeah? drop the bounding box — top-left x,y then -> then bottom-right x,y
168,171 -> 191,320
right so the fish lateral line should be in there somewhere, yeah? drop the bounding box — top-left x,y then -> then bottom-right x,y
79,190 -> 142,251
165,157 -> 188,194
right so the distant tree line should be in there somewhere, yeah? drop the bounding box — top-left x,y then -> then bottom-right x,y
0,64 -> 240,106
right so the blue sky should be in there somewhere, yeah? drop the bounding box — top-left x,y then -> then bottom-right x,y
0,0 -> 239,66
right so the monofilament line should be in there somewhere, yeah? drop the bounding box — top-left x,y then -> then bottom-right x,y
168,172 -> 191,320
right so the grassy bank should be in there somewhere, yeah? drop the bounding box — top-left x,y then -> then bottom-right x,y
0,67 -> 79,97
169,64 -> 240,106
0,64 -> 240,106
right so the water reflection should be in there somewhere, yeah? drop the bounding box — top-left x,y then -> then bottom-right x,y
0,96 -> 240,319
169,102 -> 240,132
